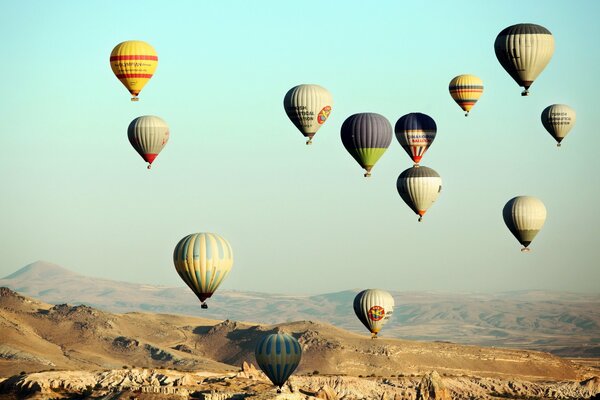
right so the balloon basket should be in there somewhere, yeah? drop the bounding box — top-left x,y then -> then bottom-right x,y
521,90 -> 529,97
418,216 -> 423,222
147,164 -> 152,170
521,247 -> 531,253
131,97 -> 140,102
201,302 -> 208,309
364,172 -> 371,178
557,143 -> 562,148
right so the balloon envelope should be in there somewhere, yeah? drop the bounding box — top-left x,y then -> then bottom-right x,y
128,115 -> 170,169
494,24 -> 554,96
449,75 -> 483,116
255,333 -> 302,388
353,289 -> 395,337
503,196 -> 547,252
396,166 -> 442,221
340,113 -> 392,177
173,233 -> 233,307
395,113 -> 437,164
284,84 -> 333,145
541,104 -> 576,147
110,40 -> 158,101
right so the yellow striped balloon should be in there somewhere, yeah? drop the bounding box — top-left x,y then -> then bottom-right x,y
449,75 -> 483,116
110,40 -> 158,101
173,233 -> 233,309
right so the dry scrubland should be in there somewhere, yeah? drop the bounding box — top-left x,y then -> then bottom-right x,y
3,261 -> 600,359
1,287 -> 599,399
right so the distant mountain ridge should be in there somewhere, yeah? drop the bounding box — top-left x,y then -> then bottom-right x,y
1,260 -> 599,356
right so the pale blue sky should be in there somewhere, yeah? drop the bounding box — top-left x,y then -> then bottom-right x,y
1,1 -> 599,294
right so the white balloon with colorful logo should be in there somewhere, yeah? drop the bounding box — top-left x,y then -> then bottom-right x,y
353,289 -> 395,338
284,84 -> 333,145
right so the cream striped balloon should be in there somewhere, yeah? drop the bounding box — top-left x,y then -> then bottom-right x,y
173,233 -> 233,308
503,196 -> 547,252
353,289 -> 395,338
494,23 -> 555,96
127,115 -> 170,169
541,104 -> 576,147
284,84 -> 333,145
396,166 -> 442,222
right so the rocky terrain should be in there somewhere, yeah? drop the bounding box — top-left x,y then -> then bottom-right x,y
1,365 -> 599,399
1,287 -> 599,399
2,261 -> 599,357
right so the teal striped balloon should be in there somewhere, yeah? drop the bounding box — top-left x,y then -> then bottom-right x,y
255,333 -> 302,389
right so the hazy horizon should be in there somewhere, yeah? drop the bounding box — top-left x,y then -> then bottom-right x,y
1,1 -> 599,295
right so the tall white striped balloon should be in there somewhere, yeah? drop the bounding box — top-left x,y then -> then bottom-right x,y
494,23 -> 555,96
396,166 -> 442,222
353,289 -> 395,338
284,84 -> 333,145
127,115 -> 170,169
173,232 -> 233,308
541,104 -> 576,147
503,196 -> 547,252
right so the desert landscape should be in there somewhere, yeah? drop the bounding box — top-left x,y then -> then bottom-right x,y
1,280 -> 599,399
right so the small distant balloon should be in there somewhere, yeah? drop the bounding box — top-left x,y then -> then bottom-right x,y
284,84 -> 333,145
503,196 -> 547,252
255,333 -> 302,392
127,115 -> 170,169
110,40 -> 158,101
395,113 -> 437,165
340,113 -> 392,177
173,233 -> 233,309
494,24 -> 554,96
449,75 -> 483,116
353,289 -> 395,338
541,104 -> 576,147
396,166 -> 442,222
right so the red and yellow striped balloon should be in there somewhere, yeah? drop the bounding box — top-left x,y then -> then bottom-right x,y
449,74 -> 483,116
110,40 -> 158,101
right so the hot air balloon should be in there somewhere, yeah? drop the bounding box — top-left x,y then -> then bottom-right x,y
353,289 -> 395,338
494,23 -> 555,96
340,113 -> 392,177
396,166 -> 442,222
128,116 -> 170,169
255,333 -> 302,392
110,40 -> 158,101
449,75 -> 484,116
284,84 -> 333,145
395,113 -> 437,165
503,196 -> 547,252
173,233 -> 233,309
541,104 -> 576,147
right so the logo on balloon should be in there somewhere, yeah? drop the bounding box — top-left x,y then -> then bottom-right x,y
317,106 -> 332,125
367,306 -> 385,321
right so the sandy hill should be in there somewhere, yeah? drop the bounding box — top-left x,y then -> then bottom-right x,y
2,261 -> 599,358
0,287 -> 592,385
